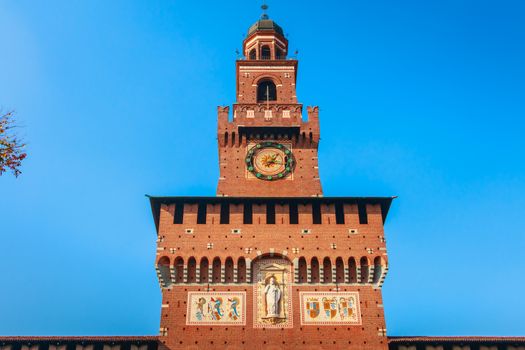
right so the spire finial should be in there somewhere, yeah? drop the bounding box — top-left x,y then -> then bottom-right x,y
261,3 -> 269,20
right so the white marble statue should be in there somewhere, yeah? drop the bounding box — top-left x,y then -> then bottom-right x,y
264,276 -> 281,317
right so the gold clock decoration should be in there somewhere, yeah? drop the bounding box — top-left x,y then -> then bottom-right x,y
246,142 -> 295,180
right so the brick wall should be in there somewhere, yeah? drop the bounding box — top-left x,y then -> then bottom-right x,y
150,197 -> 392,350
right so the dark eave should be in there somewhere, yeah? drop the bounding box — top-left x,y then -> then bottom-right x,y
146,195 -> 395,233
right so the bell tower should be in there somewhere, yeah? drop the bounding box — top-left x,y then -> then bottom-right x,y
216,7 -> 323,197
150,6 -> 392,350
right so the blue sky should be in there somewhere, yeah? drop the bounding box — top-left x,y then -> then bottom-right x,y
1,0 -> 524,336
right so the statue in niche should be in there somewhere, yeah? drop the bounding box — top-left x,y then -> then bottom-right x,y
264,275 -> 281,317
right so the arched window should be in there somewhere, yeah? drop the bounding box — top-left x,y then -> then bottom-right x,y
187,257 -> 197,283
335,257 -> 345,283
199,257 -> 209,283
257,80 -> 277,102
348,257 -> 357,283
225,257 -> 234,283
249,48 -> 256,60
261,45 -> 271,59
311,257 -> 320,283
275,48 -> 283,59
174,257 -> 184,283
323,257 -> 332,283
298,257 -> 307,283
237,257 -> 246,283
212,257 -> 221,283
373,257 -> 383,284
360,257 -> 369,284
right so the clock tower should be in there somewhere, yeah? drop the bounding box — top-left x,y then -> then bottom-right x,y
149,7 -> 393,350
216,9 -> 322,197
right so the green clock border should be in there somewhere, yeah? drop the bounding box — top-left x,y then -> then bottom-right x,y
246,141 -> 295,181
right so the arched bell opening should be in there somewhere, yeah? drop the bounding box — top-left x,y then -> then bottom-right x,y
275,47 -> 284,59
261,45 -> 271,60
249,48 -> 257,60
257,79 -> 277,102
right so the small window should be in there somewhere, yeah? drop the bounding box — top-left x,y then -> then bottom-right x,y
275,48 -> 283,59
289,203 -> 298,224
243,203 -> 253,224
261,45 -> 271,59
358,203 -> 368,224
266,203 -> 275,224
249,48 -> 256,60
197,203 -> 207,224
257,80 -> 277,102
312,203 -> 322,224
335,203 -> 345,224
173,203 -> 184,224
220,203 -> 230,224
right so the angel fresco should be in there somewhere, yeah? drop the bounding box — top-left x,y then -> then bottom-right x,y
228,297 -> 240,321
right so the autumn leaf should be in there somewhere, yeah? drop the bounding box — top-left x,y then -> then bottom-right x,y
0,111 -> 27,177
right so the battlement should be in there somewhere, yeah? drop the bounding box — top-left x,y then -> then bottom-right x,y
148,196 -> 393,232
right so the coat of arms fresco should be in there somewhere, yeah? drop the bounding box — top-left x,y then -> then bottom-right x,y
300,292 -> 361,325
253,258 -> 292,328
186,292 -> 246,325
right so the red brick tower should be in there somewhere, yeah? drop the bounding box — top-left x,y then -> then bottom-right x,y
149,7 -> 393,350
216,7 -> 322,197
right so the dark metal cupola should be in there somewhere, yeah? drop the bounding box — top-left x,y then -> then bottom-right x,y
243,5 -> 288,60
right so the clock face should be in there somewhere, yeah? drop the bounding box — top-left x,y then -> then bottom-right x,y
246,142 -> 295,180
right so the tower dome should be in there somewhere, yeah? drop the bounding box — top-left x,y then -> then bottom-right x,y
247,17 -> 284,36
243,5 -> 288,60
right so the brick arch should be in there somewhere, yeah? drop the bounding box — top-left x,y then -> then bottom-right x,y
298,257 -> 307,283
310,257 -> 320,284
348,257 -> 357,283
187,256 -> 197,283
359,256 -> 369,284
156,256 -> 171,288
157,256 -> 170,266
199,257 -> 209,283
237,257 -> 247,283
251,252 -> 293,264
322,257 -> 332,283
174,256 -> 184,284
335,257 -> 345,283
212,257 -> 221,283
224,257 -> 234,283
373,256 -> 386,284
252,74 -> 283,87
